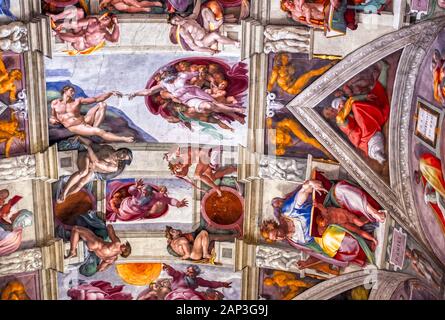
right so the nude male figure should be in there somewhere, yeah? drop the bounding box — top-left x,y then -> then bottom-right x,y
282,0 -> 340,27
50,85 -> 134,143
166,227 -> 212,260
165,226 -> 235,261
314,202 -> 378,248
100,0 -> 163,13
165,145 -> 237,196
0,53 -> 22,103
168,0 -> 239,54
49,7 -> 120,51
65,224 -> 131,272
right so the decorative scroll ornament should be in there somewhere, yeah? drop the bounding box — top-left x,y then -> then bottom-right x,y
0,21 -> 28,53
263,25 -> 310,54
0,248 -> 42,276
0,154 -> 36,184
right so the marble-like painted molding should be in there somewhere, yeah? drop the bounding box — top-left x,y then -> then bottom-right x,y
295,270 -> 413,300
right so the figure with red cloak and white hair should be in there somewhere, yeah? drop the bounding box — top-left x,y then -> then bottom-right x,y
162,264 -> 231,300
322,60 -> 390,164
107,179 -> 189,222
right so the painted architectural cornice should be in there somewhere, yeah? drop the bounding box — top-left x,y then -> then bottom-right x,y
294,270 -> 414,300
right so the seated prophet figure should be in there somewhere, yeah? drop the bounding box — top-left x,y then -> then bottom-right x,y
0,54 -> 22,103
65,224 -> 131,272
323,61 -> 390,164
107,179 -> 188,222
261,217 -> 375,268
100,0 -> 163,13
50,86 -> 134,143
168,0 -> 239,54
417,152 -> 445,218
261,177 -> 385,268
269,180 -> 328,244
48,7 -> 120,54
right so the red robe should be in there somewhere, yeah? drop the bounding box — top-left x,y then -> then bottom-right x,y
338,81 -> 390,156
0,195 -> 23,222
67,281 -> 132,300
332,232 -> 368,267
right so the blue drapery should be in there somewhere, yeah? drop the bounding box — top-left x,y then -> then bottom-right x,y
0,0 -> 16,21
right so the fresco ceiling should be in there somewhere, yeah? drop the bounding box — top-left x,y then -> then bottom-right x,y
0,0 -> 444,302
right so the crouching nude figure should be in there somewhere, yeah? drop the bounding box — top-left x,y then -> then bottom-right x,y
65,224 -> 131,272
165,226 -> 235,261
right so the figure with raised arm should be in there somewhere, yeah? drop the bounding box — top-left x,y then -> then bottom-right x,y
58,136 -> 133,203
129,69 -> 245,119
49,7 -> 120,53
164,145 -> 237,196
107,179 -> 189,222
50,85 -> 134,143
322,61 -> 390,164
162,263 -> 230,300
65,224 -> 131,272
168,0 -> 239,54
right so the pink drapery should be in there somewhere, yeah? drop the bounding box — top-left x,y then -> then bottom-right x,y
0,228 -> 22,257
106,181 -> 169,222
145,57 -> 248,116
68,281 -> 133,300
